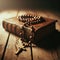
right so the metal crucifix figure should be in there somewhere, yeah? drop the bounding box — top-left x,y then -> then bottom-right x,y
15,26 -> 34,60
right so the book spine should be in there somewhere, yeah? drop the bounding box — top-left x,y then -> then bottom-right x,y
2,21 -> 24,38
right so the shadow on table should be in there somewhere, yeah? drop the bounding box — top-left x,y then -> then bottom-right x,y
33,30 -> 60,50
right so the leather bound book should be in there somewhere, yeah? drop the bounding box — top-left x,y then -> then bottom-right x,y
2,17 -> 57,42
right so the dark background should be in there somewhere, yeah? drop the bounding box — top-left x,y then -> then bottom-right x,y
0,0 -> 60,12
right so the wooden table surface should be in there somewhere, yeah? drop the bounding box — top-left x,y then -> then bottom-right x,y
0,10 -> 60,60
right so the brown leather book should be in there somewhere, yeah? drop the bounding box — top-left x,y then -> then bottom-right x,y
2,17 -> 57,42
